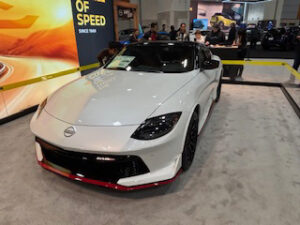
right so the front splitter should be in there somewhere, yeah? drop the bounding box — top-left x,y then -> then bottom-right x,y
38,161 -> 182,191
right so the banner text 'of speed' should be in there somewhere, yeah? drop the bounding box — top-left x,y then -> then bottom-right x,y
75,0 -> 106,26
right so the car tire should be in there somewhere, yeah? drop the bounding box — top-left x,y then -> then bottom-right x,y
182,111 -> 199,171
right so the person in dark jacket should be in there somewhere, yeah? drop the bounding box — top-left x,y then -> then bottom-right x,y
169,25 -> 177,40
205,24 -> 225,45
236,29 -> 247,78
227,23 -> 237,45
249,25 -> 260,49
287,31 -> 300,83
293,31 -> 300,71
143,23 -> 159,41
97,41 -> 122,66
176,23 -> 190,41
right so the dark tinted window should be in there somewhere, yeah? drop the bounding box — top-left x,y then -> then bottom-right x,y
106,44 -> 194,73
197,48 -> 205,68
196,46 -> 211,68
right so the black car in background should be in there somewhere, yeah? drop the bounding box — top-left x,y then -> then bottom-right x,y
246,24 -> 263,48
261,28 -> 297,50
287,26 -> 300,46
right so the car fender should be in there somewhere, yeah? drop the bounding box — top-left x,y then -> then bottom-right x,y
149,73 -> 210,153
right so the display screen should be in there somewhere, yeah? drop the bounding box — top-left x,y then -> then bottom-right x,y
222,3 -> 244,25
0,0 -> 80,119
193,19 -> 208,30
0,0 -> 115,120
192,1 -> 245,30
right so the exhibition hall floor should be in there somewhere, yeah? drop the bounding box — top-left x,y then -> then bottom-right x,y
1,84 -> 300,225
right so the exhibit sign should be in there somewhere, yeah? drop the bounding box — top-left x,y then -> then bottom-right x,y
71,0 -> 115,68
0,0 -> 81,119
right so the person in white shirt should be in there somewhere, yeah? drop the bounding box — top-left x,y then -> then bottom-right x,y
194,30 -> 205,44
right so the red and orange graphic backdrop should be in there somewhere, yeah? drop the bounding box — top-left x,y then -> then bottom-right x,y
0,0 -> 81,119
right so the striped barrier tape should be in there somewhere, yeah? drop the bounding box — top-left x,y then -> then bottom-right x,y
222,60 -> 300,80
0,60 -> 299,92
283,63 -> 300,80
0,62 -> 100,92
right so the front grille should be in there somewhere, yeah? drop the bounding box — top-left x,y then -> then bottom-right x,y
36,138 -> 150,183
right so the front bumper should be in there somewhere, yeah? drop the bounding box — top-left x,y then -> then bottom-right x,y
31,109 -> 187,189
35,137 -> 182,191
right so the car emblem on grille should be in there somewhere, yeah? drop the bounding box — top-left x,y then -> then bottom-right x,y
64,126 -> 76,137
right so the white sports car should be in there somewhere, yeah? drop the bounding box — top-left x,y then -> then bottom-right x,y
30,42 -> 222,191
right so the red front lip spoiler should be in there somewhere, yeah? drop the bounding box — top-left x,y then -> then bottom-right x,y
38,161 -> 182,191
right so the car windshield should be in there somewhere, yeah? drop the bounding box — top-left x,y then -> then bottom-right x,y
105,44 -> 194,73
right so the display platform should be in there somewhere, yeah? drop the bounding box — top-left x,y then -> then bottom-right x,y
1,84 -> 299,225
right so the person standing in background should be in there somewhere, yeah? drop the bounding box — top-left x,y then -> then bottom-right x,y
293,31 -> 300,72
129,29 -> 139,43
97,42 -> 122,66
267,21 -> 273,30
249,25 -> 260,49
160,24 -> 166,32
287,30 -> 300,83
205,24 -> 225,45
143,23 -> 159,41
194,30 -> 205,44
227,23 -> 237,45
176,23 -> 190,41
236,29 -> 247,79
169,25 -> 177,40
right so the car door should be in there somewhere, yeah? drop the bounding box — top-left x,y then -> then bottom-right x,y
203,47 -> 219,93
194,45 -> 215,122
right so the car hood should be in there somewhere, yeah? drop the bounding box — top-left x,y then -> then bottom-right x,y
45,69 -> 195,126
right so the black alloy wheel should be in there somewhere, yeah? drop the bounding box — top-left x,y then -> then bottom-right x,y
182,111 -> 199,171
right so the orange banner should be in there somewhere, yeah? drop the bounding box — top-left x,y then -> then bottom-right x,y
0,0 -> 80,119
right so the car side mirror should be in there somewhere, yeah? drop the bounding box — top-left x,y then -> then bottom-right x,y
202,59 -> 220,70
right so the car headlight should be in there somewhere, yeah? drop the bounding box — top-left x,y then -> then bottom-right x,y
36,98 -> 47,118
131,112 -> 182,140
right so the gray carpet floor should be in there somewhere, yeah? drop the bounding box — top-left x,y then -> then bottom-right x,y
1,84 -> 300,225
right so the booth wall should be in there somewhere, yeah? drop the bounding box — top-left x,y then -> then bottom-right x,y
70,0 -> 115,68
